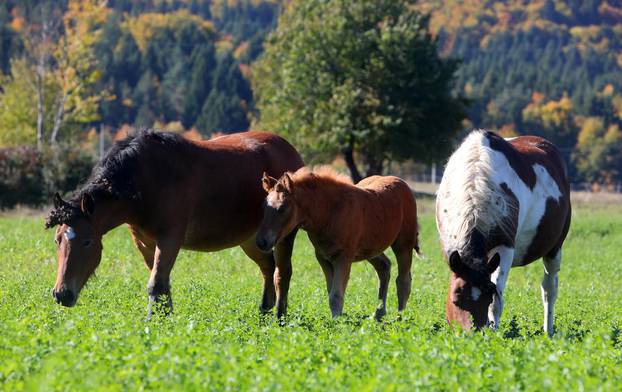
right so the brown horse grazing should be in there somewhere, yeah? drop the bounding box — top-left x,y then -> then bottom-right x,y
436,130 -> 571,335
256,167 -> 419,319
45,130 -> 303,318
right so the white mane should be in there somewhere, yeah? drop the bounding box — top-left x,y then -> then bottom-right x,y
436,130 -> 516,252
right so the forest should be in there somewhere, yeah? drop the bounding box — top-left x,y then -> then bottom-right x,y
0,0 -> 621,199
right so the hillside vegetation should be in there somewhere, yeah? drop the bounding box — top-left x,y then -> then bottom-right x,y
1,0 -> 621,185
418,0 -> 622,185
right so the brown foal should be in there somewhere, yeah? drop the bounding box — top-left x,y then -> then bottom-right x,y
256,167 -> 419,319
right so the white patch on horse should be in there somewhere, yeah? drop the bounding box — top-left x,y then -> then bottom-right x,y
243,138 -> 264,150
64,226 -> 76,241
470,286 -> 481,301
488,158 -> 562,263
436,130 -> 516,253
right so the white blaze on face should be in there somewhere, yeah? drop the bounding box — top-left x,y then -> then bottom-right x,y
471,286 -> 482,301
64,226 -> 76,241
266,192 -> 279,208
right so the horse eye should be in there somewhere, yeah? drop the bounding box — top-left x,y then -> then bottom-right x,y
83,239 -> 92,248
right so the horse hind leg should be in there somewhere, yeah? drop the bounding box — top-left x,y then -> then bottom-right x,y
240,237 -> 276,314
367,254 -> 391,320
542,249 -> 561,336
129,226 -> 156,270
391,242 -> 413,313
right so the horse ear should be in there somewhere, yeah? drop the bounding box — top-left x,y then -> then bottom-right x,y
261,172 -> 277,193
282,173 -> 294,193
53,192 -> 65,209
80,194 -> 95,215
449,251 -> 464,275
487,253 -> 501,273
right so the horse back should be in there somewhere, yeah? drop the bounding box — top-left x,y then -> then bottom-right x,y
488,133 -> 571,264
132,131 -> 303,251
351,176 -> 418,256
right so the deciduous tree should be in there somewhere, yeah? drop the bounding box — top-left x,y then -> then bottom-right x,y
254,0 -> 466,181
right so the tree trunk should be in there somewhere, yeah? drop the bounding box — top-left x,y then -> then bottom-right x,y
364,153 -> 384,178
342,135 -> 363,183
50,92 -> 68,146
36,70 -> 44,150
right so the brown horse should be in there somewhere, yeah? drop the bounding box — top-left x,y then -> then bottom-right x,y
256,167 -> 419,319
46,130 -> 303,318
436,130 -> 571,335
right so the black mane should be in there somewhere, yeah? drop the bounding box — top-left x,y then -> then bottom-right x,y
45,130 -> 191,228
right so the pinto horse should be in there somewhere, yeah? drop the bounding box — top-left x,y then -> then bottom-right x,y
436,130 -> 571,335
256,167 -> 419,319
45,130 -> 303,318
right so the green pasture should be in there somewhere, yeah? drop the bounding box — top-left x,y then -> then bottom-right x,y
1,199 -> 621,390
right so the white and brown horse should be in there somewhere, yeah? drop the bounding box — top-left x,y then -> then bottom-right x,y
436,130 -> 571,335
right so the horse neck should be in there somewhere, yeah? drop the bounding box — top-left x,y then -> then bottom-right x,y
91,198 -> 134,235
296,180 -> 344,232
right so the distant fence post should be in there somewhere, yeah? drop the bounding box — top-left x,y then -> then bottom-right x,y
431,163 -> 437,185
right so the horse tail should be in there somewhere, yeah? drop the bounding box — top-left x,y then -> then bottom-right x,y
413,220 -> 424,260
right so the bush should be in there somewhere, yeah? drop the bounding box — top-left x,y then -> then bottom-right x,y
0,146 -> 95,209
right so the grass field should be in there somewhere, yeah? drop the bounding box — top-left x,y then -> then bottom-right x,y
1,198 -> 621,390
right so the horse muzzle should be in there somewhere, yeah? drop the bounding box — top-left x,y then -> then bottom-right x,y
52,288 -> 77,307
256,228 -> 280,252
256,235 -> 275,253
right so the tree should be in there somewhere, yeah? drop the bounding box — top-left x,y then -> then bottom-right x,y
12,0 -> 109,148
15,0 -> 64,149
254,0 -> 466,181
574,117 -> 622,186
49,0 -> 110,145
0,59 -> 55,146
522,93 -> 578,148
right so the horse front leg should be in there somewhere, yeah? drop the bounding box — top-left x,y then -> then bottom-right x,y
273,229 -> 297,319
146,234 -> 182,320
315,251 -> 334,294
240,237 -> 276,314
487,246 -> 514,330
328,257 -> 352,318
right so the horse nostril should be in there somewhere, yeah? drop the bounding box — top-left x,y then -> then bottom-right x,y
52,289 -> 61,303
256,237 -> 267,250
53,289 -> 76,306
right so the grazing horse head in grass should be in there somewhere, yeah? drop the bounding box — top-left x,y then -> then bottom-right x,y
436,130 -> 571,335
46,193 -> 103,307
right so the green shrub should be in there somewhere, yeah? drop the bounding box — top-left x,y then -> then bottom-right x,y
0,146 -> 95,209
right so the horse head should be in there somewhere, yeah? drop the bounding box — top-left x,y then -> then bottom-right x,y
46,192 -> 103,307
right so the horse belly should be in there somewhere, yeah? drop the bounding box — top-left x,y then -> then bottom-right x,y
354,209 -> 404,260
181,217 -> 255,251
